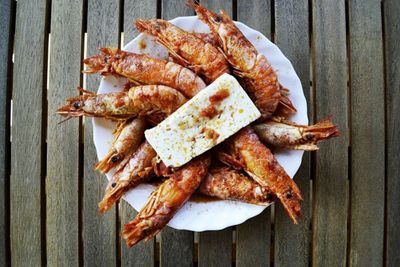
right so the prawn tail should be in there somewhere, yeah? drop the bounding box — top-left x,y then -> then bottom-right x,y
305,117 -> 341,139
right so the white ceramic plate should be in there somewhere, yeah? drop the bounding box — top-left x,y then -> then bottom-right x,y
93,16 -> 308,231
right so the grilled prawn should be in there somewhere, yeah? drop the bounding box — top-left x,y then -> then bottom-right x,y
199,167 -> 275,206
223,127 -> 302,223
122,155 -> 210,247
135,19 -> 230,84
95,118 -> 146,173
254,117 -> 340,151
98,141 -> 157,213
57,85 -> 187,120
189,1 -> 281,119
84,48 -> 205,98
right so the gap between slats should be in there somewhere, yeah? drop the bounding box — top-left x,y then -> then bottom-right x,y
381,0 -> 388,265
41,0 -> 53,265
344,1 -> 352,266
1,0 -> 17,265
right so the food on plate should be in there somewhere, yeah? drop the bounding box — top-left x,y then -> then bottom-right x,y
57,85 -> 187,121
122,154 -> 210,247
145,74 -> 261,167
83,48 -> 206,98
95,118 -> 146,173
254,117 -> 340,151
223,127 -> 302,223
199,166 -> 275,205
135,19 -> 229,84
56,2 -> 340,249
189,1 -> 281,120
98,141 -> 156,213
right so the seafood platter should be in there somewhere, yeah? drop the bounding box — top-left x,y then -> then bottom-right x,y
57,2 -> 339,247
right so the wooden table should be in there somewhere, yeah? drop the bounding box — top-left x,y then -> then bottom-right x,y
1,0 -> 399,266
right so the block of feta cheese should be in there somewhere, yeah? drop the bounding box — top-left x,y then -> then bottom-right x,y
145,73 -> 261,167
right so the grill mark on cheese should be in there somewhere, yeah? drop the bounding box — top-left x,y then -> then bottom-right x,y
201,127 -> 220,142
209,88 -> 230,103
200,88 -> 230,119
200,105 -> 219,118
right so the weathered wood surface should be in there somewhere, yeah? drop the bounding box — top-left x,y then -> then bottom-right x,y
120,1 -> 156,266
162,0 -> 193,19
384,0 -> 400,266
4,0 -> 400,266
0,0 -> 13,265
312,0 -> 349,266
274,1 -> 311,266
198,229 -> 232,267
83,1 -> 119,266
236,1 -> 271,266
197,1 -> 233,266
349,1 -> 385,266
10,0 -> 48,266
46,0 -> 83,265
160,1 -> 195,266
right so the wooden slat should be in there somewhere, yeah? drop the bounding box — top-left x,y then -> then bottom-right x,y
236,215 -> 270,267
197,2 -> 233,266
10,0 -> 48,265
0,0 -> 12,263
162,0 -> 193,19
274,1 -> 311,266
46,0 -> 83,265
161,228 -> 194,267
0,0 -> 13,265
159,1 -> 195,266
236,1 -> 271,266
312,0 -> 348,266
198,229 -> 232,267
120,1 -> 156,266
384,0 -> 400,265
83,1 -> 119,266
349,1 -> 385,265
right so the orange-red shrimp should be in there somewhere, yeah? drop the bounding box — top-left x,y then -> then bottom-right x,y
199,167 -> 275,205
95,118 -> 146,173
274,86 -> 297,117
189,1 -> 281,119
254,117 -> 340,151
223,127 -> 302,223
56,85 -> 187,121
192,32 -> 220,47
122,154 -> 210,247
98,141 -> 157,213
135,19 -> 230,84
84,48 -> 206,98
